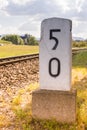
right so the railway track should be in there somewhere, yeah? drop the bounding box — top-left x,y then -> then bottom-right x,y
0,48 -> 87,66
0,53 -> 39,66
72,48 -> 87,54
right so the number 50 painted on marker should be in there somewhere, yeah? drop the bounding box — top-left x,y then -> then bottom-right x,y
49,29 -> 61,77
40,18 -> 72,91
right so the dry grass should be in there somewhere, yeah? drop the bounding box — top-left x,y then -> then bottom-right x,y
0,44 -> 39,58
0,51 -> 87,130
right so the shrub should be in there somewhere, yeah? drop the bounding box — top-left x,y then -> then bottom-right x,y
1,34 -> 24,45
72,41 -> 87,47
28,35 -> 39,45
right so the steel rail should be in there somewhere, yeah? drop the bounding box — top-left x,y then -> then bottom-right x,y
0,48 -> 87,66
72,48 -> 87,55
0,53 -> 39,66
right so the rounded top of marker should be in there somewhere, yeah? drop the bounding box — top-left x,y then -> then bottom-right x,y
42,17 -> 72,23
41,17 -> 72,32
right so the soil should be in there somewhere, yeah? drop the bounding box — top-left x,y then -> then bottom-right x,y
0,59 -> 39,130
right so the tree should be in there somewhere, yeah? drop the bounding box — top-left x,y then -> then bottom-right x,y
21,34 -> 38,45
1,34 -> 24,45
28,35 -> 39,45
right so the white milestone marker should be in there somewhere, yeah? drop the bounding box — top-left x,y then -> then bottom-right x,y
40,18 -> 72,91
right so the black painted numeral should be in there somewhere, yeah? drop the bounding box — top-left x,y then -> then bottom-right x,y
49,58 -> 60,78
50,29 -> 61,50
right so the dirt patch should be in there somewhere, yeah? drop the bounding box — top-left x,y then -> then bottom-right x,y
0,59 -> 39,130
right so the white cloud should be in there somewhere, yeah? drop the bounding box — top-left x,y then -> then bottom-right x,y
0,26 -> 20,34
0,24 -> 2,28
0,0 -> 8,9
53,0 -> 70,12
18,15 -> 41,37
72,19 -> 87,38
1,0 -> 62,16
76,0 -> 85,12
0,0 -> 87,38
11,0 -> 36,5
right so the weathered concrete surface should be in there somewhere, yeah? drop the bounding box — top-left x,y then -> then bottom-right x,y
40,18 -> 72,91
32,89 -> 77,123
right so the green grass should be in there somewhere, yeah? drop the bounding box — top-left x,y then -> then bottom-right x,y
72,51 -> 87,129
0,39 -> 12,44
0,44 -> 39,58
72,51 -> 87,67
11,83 -> 77,130
10,51 -> 87,130
0,50 -> 86,129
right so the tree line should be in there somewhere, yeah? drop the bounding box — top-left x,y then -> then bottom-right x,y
1,34 -> 39,45
72,40 -> 87,47
2,34 -> 87,47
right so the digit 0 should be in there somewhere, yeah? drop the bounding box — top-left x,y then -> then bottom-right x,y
49,57 -> 60,77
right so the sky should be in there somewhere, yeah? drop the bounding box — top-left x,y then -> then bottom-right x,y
0,0 -> 87,39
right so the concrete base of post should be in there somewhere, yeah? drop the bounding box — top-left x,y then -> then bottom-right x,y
32,89 -> 77,123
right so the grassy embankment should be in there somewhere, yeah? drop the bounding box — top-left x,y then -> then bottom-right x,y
0,43 -> 87,129
72,51 -> 87,129
0,44 -> 39,58
10,51 -> 87,130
